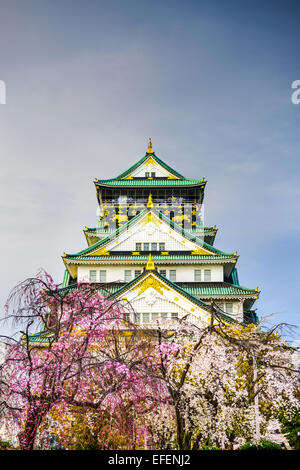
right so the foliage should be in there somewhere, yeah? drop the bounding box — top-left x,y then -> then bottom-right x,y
143,318 -> 299,450
0,441 -> 20,450
201,445 -> 221,450
279,407 -> 300,450
239,440 -> 283,450
0,270 -> 163,450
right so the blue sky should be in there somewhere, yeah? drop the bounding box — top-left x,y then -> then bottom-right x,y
0,0 -> 299,337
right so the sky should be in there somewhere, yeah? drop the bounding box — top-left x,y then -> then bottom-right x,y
0,0 -> 299,338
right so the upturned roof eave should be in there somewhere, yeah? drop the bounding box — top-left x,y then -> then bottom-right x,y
94,178 -> 206,188
84,225 -> 218,234
63,254 -> 238,263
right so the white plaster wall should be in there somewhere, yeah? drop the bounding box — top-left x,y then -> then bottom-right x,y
130,161 -> 170,178
77,264 -> 224,283
78,265 -> 143,283
107,222 -> 199,253
157,264 -> 223,282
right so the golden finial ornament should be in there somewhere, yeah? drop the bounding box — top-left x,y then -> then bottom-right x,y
147,137 -> 153,153
147,193 -> 153,209
146,253 -> 155,271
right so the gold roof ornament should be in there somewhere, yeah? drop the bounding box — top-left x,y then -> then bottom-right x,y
146,253 -> 155,271
147,193 -> 153,209
147,137 -> 153,153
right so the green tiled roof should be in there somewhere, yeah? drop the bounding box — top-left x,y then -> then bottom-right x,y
115,152 -> 186,180
64,254 -> 236,262
28,332 -> 53,344
85,225 -> 217,234
95,178 -> 205,187
176,282 -> 258,297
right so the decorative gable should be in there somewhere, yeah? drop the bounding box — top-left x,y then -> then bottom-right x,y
86,210 -> 218,256
116,271 -> 211,327
126,156 -> 179,179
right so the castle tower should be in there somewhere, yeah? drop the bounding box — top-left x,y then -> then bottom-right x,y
61,140 -> 259,327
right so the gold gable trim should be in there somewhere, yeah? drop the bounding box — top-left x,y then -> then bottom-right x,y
134,275 -> 167,297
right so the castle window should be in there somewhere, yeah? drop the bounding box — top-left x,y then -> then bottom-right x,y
124,270 -> 132,282
194,269 -> 201,281
151,172 -> 156,178
145,172 -> 150,178
204,269 -> 211,281
134,270 -> 142,277
134,313 -> 140,323
99,270 -> 107,282
159,269 -> 167,277
142,313 -> 150,324
169,270 -> 176,281
225,302 -> 233,314
89,270 -> 97,282
136,242 -> 165,251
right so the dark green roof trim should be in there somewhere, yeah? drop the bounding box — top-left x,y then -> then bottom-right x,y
28,331 -> 53,344
62,269 -> 70,288
85,225 -> 217,234
230,268 -> 240,286
95,178 -> 206,187
115,152 -> 186,180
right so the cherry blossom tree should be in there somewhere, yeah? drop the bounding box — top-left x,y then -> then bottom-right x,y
143,309 -> 299,450
1,272 -> 299,450
0,270 -> 162,450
